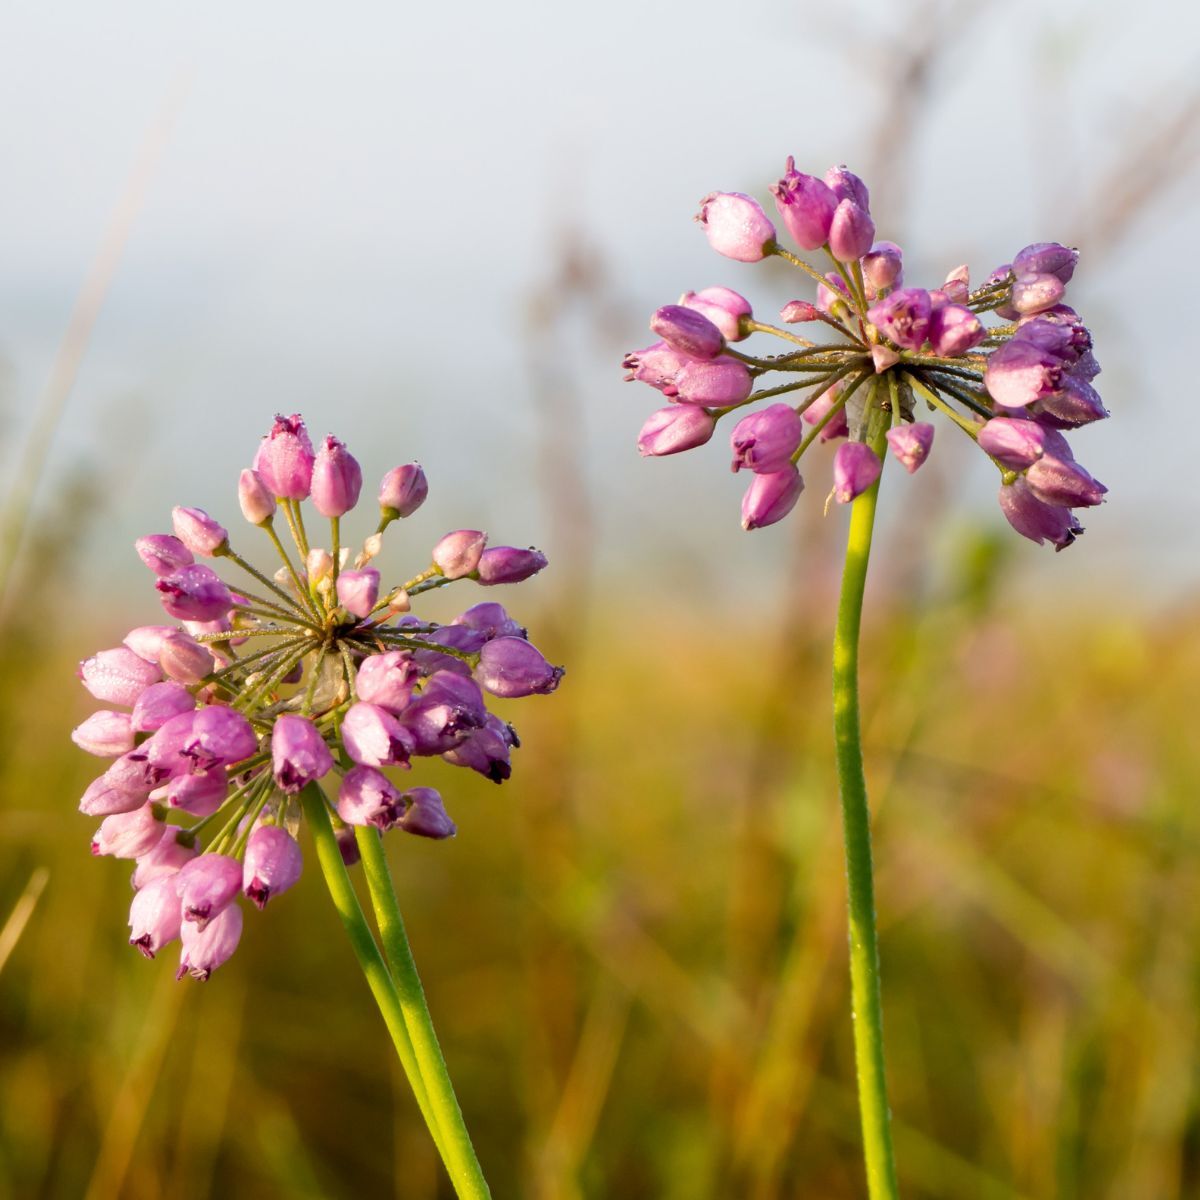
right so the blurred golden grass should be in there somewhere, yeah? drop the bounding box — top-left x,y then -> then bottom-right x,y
2,557 -> 1198,1199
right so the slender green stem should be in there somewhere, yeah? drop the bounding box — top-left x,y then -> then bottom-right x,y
263,520 -> 320,620
832,426 -> 900,1200
297,786 -> 453,1169
355,827 -> 492,1199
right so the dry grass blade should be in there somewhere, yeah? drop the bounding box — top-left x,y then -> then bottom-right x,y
0,866 -> 49,976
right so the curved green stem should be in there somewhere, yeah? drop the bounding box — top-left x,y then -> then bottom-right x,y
833,429 -> 900,1200
355,826 -> 492,1199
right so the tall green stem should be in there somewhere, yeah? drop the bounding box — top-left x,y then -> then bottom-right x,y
355,826 -> 492,1199
833,431 -> 900,1199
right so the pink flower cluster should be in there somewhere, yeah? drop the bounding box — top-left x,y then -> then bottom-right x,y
624,158 -> 1108,548
75,415 -> 562,980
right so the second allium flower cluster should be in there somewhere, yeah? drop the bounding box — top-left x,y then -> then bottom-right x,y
74,415 -> 562,980
624,158 -> 1107,549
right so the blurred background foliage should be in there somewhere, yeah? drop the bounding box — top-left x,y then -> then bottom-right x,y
3,1 -> 1200,1197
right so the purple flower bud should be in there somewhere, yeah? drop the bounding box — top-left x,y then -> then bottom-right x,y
637,406 -> 715,458
272,714 -> 333,793
442,714 -> 518,783
942,265 -> 970,304
824,164 -> 870,210
673,356 -> 753,407
770,158 -> 837,251
79,647 -> 162,706
454,602 -> 526,640
828,199 -> 876,263
336,823 -> 362,865
780,300 -> 820,324
1013,242 -> 1078,284
399,787 -> 456,839
337,765 -> 405,831
336,568 -> 380,618
1011,272 -> 1065,316
730,404 -> 804,474
885,423 -> 935,474
156,767 -> 227,817
409,623 -> 486,677
861,242 -> 904,296
395,676 -> 483,753
1024,455 -> 1107,508
129,876 -> 182,959
187,706 -> 258,770
379,463 -> 429,519
156,564 -> 233,622
832,443 -> 883,504
998,478 -> 1082,550
740,465 -> 804,531
131,681 -> 196,733
1014,316 -> 1090,364
696,192 -> 776,262
238,468 -> 277,525
803,385 -> 849,441
92,803 -> 164,859
178,903 -> 243,980
432,530 -> 488,580
253,413 -> 315,500
243,826 -> 302,909
172,507 -> 229,557
72,711 -> 135,757
342,702 -> 416,768
1033,375 -> 1109,427
132,826 -> 198,889
867,288 -> 932,350
177,854 -> 242,928
79,775 -> 145,816
977,418 -> 1048,469
475,637 -> 564,698
927,304 -> 985,357
136,534 -> 194,576
476,546 -> 549,585
354,652 -> 418,714
311,435 -> 363,518
983,339 -> 1066,408
622,341 -> 690,395
650,305 -> 725,360
157,631 -> 214,685
679,286 -> 751,342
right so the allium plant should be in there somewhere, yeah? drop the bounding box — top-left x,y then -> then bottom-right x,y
74,414 -> 561,1199
625,160 -> 1108,1197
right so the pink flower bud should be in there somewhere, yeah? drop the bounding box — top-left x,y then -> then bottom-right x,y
79,775 -> 145,816
673,356 -> 752,407
156,565 -> 233,622
356,651 -> 419,714
79,647 -> 162,705
984,339 -> 1065,408
696,192 -> 776,262
156,766 -> 227,817
998,478 -> 1082,550
942,264 -> 970,304
885,423 -> 935,474
828,199 -> 875,263
442,714 -> 518,784
861,242 -> 904,297
172,506 -> 229,557
730,404 -> 804,474
649,305 -> 724,360
311,435 -> 363,518
927,304 -> 985,357
132,825 -> 198,889
129,876 -> 183,959
1013,242 -> 1078,284
453,602 -> 527,641
475,637 -> 564,698
178,903 -> 243,980
187,707 -> 258,769
977,417 -> 1048,469
252,413 -> 315,500
678,286 -> 751,342
243,826 -> 302,909
342,702 -> 416,768
1024,455 -> 1107,508
336,568 -> 380,618
272,714 -> 333,793
832,443 -> 882,503
338,766 -> 405,830
867,288 -> 932,350
622,341 -> 690,395
1011,272 -> 1065,316
637,405 -> 715,458
379,463 -> 428,518
770,157 -> 838,251
123,625 -> 176,661
476,546 -> 548,585
177,854 -> 242,928
238,468 -> 276,525
135,534 -> 194,576
432,530 -> 487,579
780,300 -> 820,324
1034,375 -> 1109,427
398,787 -> 456,840
740,465 -> 804,530
92,803 -> 164,859
157,631 -> 214,685
131,681 -> 196,733
824,164 -> 870,210
72,711 -> 135,757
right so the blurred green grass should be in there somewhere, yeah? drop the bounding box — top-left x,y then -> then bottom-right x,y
2,527 -> 1198,1199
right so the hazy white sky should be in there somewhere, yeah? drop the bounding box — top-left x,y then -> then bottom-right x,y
1,0 -> 1196,607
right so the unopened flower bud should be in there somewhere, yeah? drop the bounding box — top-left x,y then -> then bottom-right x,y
1034,375 -> 1109,427
243,826 -> 302,909
780,300 -> 820,323
136,534 -> 194,576
157,631 -> 214,685
867,288 -> 932,350
885,423 -> 935,474
131,681 -> 196,733
238,469 -> 276,525
650,305 -> 725,360
79,647 -> 162,705
637,406 -> 715,457
828,199 -> 875,262
311,435 -> 363,518
356,651 -> 419,714
156,565 -> 233,622
1013,241 -> 1078,284
92,803 -> 164,859
824,164 -> 870,210
379,463 -> 428,519
72,710 -> 135,757
272,714 -> 333,793
1024,455 -> 1107,508
475,637 -> 564,697
432,530 -> 487,579
977,417 -> 1048,469
1011,272 -> 1065,315
998,478 -> 1082,550
398,787 -> 457,839
740,465 -> 804,531
673,356 -> 752,407
131,826 -> 198,889
337,568 -> 380,618
476,546 -> 548,585
306,548 -> 333,585
172,507 -> 229,557
357,533 -> 383,565
770,157 -> 837,251
696,192 -> 776,262
343,701 -> 415,768
123,625 -> 176,662
337,765 -> 404,831
679,286 -> 751,341
253,413 -> 314,499
129,876 -> 182,959
178,903 -> 243,980
861,242 -> 904,296
816,272 -> 852,316
730,404 -> 804,474
156,767 -> 227,817
983,339 -> 1065,408
942,264 -> 970,304
927,304 -> 985,357
832,443 -> 882,503
177,854 -> 242,928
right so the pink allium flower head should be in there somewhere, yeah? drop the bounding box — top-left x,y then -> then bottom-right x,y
177,854 -> 243,929
132,825 -> 198,889
673,356 -> 753,407
780,300 -> 820,324
833,443 -> 883,504
867,288 -> 933,350
679,286 -> 751,342
156,564 -> 233,622
131,681 -> 196,733
824,164 -> 871,211
696,192 -> 776,262
157,631 -> 214,685
637,406 -> 716,458
1024,455 -> 1107,508
730,404 -> 804,474
828,199 -> 876,263
253,414 -> 315,499
927,304 -> 985,357
178,903 -> 243,981
311,435 -> 364,518
379,463 -> 428,519
338,765 -> 405,830
238,468 -> 277,525
129,876 -> 183,959
475,638 -> 564,698
398,787 -> 457,840
650,305 -> 725,360
885,423 -> 935,474
272,714 -> 334,793
432,530 -> 488,579
861,242 -> 904,297
172,506 -> 229,557
92,804 -> 165,859
770,158 -> 838,251
741,466 -> 804,531
135,534 -> 194,577
1013,241 -> 1078,284
243,826 -> 303,909
998,478 -> 1082,550
79,647 -> 162,706
336,568 -> 380,618
72,711 -> 135,757
342,702 -> 416,768
476,547 -> 548,586
356,651 -> 420,714
1011,272 -> 1066,316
